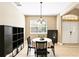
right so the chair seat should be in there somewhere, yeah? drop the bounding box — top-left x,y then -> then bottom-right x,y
35,49 -> 47,57
28,44 -> 32,48
28,44 -> 35,49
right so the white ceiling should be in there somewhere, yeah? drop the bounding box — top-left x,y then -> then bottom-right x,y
15,2 -> 73,15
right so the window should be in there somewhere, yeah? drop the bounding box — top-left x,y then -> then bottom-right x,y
30,19 -> 47,34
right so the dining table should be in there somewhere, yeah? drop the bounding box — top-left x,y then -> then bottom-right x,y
32,38 -> 53,48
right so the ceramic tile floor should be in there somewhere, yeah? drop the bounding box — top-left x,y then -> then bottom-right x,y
27,48 -> 54,57
16,44 -> 79,57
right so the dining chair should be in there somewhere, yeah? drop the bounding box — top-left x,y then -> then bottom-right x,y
46,38 -> 55,56
51,38 -> 56,56
35,41 -> 47,57
27,36 -> 32,56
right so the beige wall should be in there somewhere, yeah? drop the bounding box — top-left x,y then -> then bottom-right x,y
25,16 -> 57,39
57,15 -> 62,43
64,8 -> 79,16
0,2 -> 25,46
0,2 -> 25,27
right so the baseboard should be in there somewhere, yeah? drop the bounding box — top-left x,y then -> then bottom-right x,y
57,42 -> 63,45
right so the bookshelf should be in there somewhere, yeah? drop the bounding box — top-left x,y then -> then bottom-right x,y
12,27 -> 24,57
0,25 -> 24,57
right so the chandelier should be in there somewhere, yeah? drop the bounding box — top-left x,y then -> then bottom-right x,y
40,2 -> 43,19
37,2 -> 45,24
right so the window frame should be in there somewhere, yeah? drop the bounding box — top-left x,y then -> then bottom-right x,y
30,19 -> 47,34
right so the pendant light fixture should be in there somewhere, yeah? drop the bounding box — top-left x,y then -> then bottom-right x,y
37,2 -> 45,24
40,2 -> 42,19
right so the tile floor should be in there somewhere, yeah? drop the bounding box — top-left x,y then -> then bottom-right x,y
16,44 -> 79,57
27,48 -> 54,57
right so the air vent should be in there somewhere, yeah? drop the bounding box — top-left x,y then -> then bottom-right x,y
14,2 -> 22,6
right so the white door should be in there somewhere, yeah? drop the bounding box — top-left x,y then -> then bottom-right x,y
62,22 -> 71,43
62,22 -> 79,43
71,22 -> 79,43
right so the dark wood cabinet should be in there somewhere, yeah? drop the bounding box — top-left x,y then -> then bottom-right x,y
47,30 -> 58,43
12,27 -> 24,57
0,25 -> 12,57
0,25 -> 24,57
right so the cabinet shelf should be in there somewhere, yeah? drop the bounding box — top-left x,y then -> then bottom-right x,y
12,27 -> 24,57
47,30 -> 58,43
13,42 -> 17,50
13,27 -> 17,34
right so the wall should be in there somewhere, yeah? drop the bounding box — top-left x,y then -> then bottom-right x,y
0,2 -> 25,46
25,16 -> 57,39
57,14 -> 62,43
65,8 -> 79,16
0,2 -> 25,27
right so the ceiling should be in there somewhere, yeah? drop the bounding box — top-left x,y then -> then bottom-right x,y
14,2 -> 73,16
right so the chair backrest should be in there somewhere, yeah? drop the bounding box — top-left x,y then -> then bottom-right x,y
27,36 -> 31,45
36,41 -> 47,49
52,38 -> 55,45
